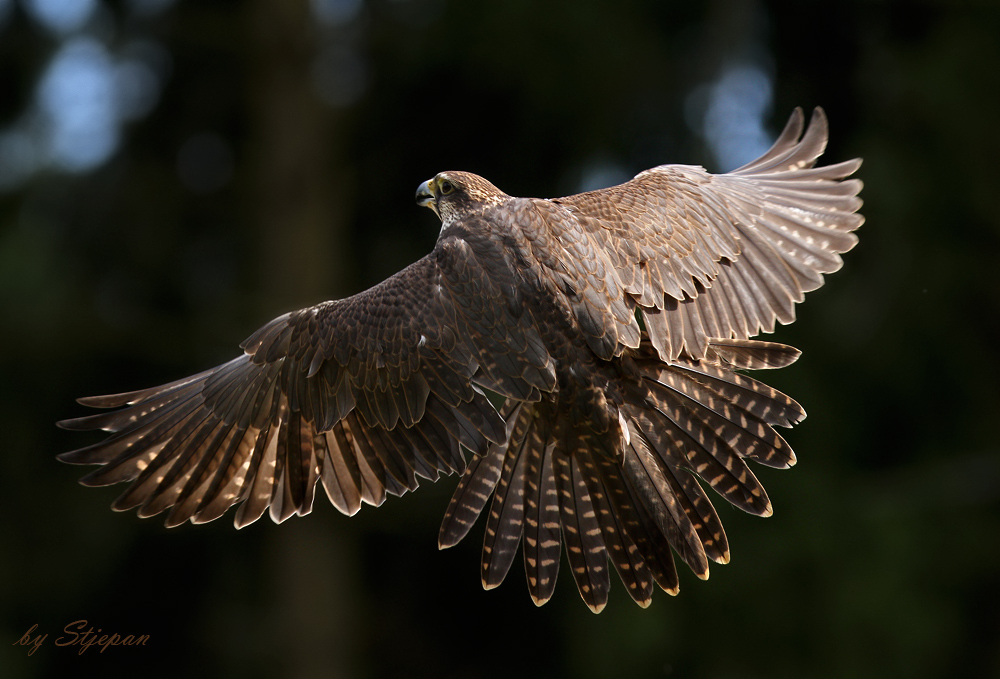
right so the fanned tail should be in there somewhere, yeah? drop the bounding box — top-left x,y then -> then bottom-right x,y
438,337 -> 805,611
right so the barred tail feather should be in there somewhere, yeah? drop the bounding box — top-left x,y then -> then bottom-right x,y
618,337 -> 805,580
522,438 -> 562,605
554,453 -> 610,611
439,337 -> 805,611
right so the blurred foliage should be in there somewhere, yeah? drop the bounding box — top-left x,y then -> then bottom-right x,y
1,0 -> 999,678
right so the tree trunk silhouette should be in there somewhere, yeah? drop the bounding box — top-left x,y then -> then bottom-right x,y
247,2 -> 356,677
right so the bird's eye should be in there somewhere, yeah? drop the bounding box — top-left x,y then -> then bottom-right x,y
439,179 -> 455,195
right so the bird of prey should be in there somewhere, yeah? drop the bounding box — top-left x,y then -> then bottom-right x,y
59,107 -> 862,612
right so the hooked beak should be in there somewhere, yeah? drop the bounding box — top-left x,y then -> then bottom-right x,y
415,178 -> 438,216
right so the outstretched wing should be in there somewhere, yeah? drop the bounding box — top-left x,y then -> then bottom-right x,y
554,106 -> 864,360
58,241 -> 555,528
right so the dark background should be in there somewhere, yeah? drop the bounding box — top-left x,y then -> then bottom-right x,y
2,0 -> 998,677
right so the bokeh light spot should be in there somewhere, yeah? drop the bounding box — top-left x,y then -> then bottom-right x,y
37,37 -> 119,171
695,63 -> 774,172
23,0 -> 97,34
310,0 -> 362,27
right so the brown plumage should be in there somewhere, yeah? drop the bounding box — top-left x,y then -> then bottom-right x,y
59,107 -> 862,611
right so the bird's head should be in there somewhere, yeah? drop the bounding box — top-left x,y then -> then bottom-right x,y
415,171 -> 508,229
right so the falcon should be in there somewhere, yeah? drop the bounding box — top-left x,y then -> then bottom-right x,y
59,108 -> 863,612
